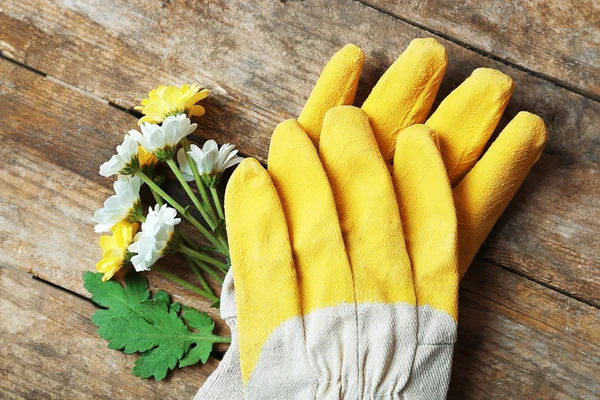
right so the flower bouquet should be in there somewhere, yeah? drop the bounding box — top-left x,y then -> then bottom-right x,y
85,84 -> 241,380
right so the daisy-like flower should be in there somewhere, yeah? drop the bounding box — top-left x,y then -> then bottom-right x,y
177,140 -> 243,186
128,204 -> 181,272
96,221 -> 138,282
92,176 -> 144,233
134,84 -> 209,125
129,114 -> 197,161
99,134 -> 140,177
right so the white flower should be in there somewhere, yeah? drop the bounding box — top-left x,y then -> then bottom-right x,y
186,140 -> 243,177
92,176 -> 143,233
129,113 -> 197,160
99,134 -> 139,177
128,204 -> 181,271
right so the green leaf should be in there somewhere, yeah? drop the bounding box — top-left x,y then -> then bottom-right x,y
83,271 -> 224,380
152,290 -> 170,306
170,302 -> 182,314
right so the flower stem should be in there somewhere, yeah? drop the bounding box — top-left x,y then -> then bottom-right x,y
166,158 -> 216,231
210,186 -> 225,220
184,255 -> 214,295
153,265 -> 219,303
136,170 -> 227,253
178,244 -> 229,273
191,257 -> 224,285
150,187 -> 164,206
181,138 -> 219,224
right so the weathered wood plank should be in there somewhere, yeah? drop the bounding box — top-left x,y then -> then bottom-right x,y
1,0 -> 598,305
0,266 -> 215,399
362,0 -> 600,99
451,260 -> 600,399
0,58 -> 229,337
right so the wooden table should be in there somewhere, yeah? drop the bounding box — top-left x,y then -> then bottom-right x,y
1,1 -> 599,398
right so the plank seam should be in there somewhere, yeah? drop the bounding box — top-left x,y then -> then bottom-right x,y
477,256 -> 600,310
0,51 -> 47,78
459,283 -> 600,350
355,0 -> 600,103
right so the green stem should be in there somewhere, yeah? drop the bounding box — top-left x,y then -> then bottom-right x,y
178,244 -> 228,273
184,255 -> 213,295
181,138 -> 219,224
210,186 -> 225,220
176,229 -> 219,255
150,187 -> 164,206
136,170 -> 226,253
166,158 -> 216,231
153,266 -> 219,303
212,336 -> 232,344
191,257 -> 224,285
208,185 -> 229,251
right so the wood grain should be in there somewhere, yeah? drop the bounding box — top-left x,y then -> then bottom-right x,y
0,58 -> 229,337
0,266 -> 216,399
362,0 -> 600,99
451,259 -> 600,399
1,0 -> 598,305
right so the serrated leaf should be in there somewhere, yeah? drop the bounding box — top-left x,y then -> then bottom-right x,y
84,271 -> 149,327
132,336 -> 186,380
84,271 -> 225,381
182,306 -> 215,332
179,341 -> 213,367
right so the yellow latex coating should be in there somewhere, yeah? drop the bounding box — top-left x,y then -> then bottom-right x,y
426,68 -> 514,185
319,106 -> 415,305
453,112 -> 547,278
298,44 -> 364,147
362,38 -> 447,162
267,119 -> 355,315
392,125 -> 458,321
225,158 -> 301,384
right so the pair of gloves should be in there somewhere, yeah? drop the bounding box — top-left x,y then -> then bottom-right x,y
196,38 -> 547,399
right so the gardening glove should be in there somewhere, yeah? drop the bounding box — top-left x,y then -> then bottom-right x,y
195,38 -> 547,399
229,104 -> 458,399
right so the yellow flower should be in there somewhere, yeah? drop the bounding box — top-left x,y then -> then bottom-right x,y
96,221 -> 138,282
138,146 -> 158,169
134,84 -> 209,125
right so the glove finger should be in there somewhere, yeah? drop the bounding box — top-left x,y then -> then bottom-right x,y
319,106 -> 415,305
362,38 -> 447,162
426,68 -> 514,186
224,158 -> 301,384
453,111 -> 547,279
392,125 -> 458,320
268,119 -> 355,315
297,44 -> 364,147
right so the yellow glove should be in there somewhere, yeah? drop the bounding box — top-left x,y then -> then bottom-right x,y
196,39 -> 547,399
